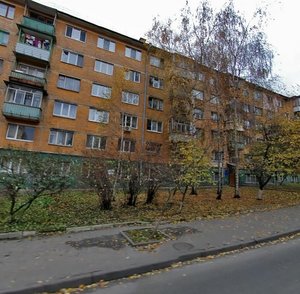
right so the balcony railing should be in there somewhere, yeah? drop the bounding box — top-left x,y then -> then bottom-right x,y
293,106 -> 300,113
2,102 -> 41,122
10,70 -> 46,87
169,132 -> 193,142
21,16 -> 55,36
16,42 -> 50,62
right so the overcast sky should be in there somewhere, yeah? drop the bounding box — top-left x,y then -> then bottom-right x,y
35,0 -> 299,95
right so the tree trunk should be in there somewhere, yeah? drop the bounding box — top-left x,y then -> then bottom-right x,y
190,185 -> 197,195
256,188 -> 263,200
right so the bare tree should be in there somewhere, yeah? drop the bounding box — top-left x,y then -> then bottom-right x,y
147,0 -> 275,199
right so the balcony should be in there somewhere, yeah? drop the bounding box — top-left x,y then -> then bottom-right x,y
15,42 -> 50,62
169,132 -> 192,142
293,106 -> 300,113
228,141 -> 245,151
2,102 -> 41,122
10,70 -> 46,88
21,16 -> 55,36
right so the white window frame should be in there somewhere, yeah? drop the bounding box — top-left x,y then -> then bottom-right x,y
94,60 -> 114,75
97,36 -> 115,52
91,83 -> 112,99
149,76 -> 163,89
119,138 -> 135,152
121,113 -> 138,129
61,50 -> 83,67
53,101 -> 77,119
65,25 -> 86,42
193,108 -> 204,119
210,96 -> 220,104
211,111 -> 219,121
6,85 -> 42,108
57,75 -> 80,92
125,46 -> 141,61
16,63 -> 45,78
192,89 -> 204,100
6,123 -> 35,142
150,55 -> 162,67
147,119 -> 163,133
0,2 -> 15,19
125,70 -> 141,83
86,134 -> 106,150
245,174 -> 258,184
148,96 -> 163,111
88,108 -> 109,123
49,129 -> 74,146
122,91 -> 139,105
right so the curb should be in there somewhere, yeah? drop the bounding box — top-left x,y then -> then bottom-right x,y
0,221 -> 150,241
0,231 -> 36,240
2,228 -> 300,294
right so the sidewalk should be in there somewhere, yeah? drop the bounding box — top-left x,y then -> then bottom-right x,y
1,205 -> 300,294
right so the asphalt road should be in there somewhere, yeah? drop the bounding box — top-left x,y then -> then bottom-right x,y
88,237 -> 300,294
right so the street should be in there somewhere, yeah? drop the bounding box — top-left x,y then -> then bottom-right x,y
88,237 -> 300,294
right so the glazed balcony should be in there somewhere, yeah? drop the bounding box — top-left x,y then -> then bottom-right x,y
169,132 -> 193,142
3,102 -> 41,122
10,70 -> 46,88
293,106 -> 300,113
21,16 -> 55,36
15,42 -> 50,62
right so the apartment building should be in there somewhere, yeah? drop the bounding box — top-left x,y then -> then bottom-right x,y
0,0 -> 296,181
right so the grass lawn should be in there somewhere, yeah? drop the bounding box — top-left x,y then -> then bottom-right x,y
0,186 -> 300,233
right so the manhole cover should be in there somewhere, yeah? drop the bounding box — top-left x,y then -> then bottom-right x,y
173,242 -> 194,251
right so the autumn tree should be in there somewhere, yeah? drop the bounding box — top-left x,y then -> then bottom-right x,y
0,149 -> 76,223
147,0 -> 275,199
170,140 -> 211,212
245,117 -> 300,200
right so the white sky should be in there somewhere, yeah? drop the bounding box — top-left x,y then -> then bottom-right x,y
35,0 -> 300,95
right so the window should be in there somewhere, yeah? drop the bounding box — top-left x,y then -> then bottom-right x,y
0,2 -> 15,19
53,101 -> 77,119
6,124 -> 35,141
254,106 -> 262,116
94,60 -> 114,75
118,138 -> 135,152
210,96 -> 220,104
121,113 -> 137,128
244,120 -> 251,129
91,83 -> 111,99
125,46 -> 141,61
254,91 -> 262,100
97,36 -> 115,52
86,135 -> 106,150
192,89 -> 204,100
88,108 -> 109,123
276,99 -> 283,108
243,103 -> 250,113
211,111 -> 219,121
57,75 -> 80,92
61,50 -> 83,67
147,119 -> 163,133
149,76 -> 163,89
16,63 -> 45,78
243,89 -> 249,97
148,97 -> 163,111
6,85 -> 42,107
125,70 -> 141,83
122,91 -> 139,105
0,30 -> 9,45
193,108 -> 204,119
245,174 -> 257,184
150,55 -> 163,68
49,129 -> 74,146
211,130 -> 219,140
171,120 -> 190,134
145,141 -> 161,154
0,58 -> 3,73
196,72 -> 205,81
212,151 -> 223,161
65,25 -> 86,42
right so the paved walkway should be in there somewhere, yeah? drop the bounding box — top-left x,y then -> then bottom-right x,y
1,205 -> 300,294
